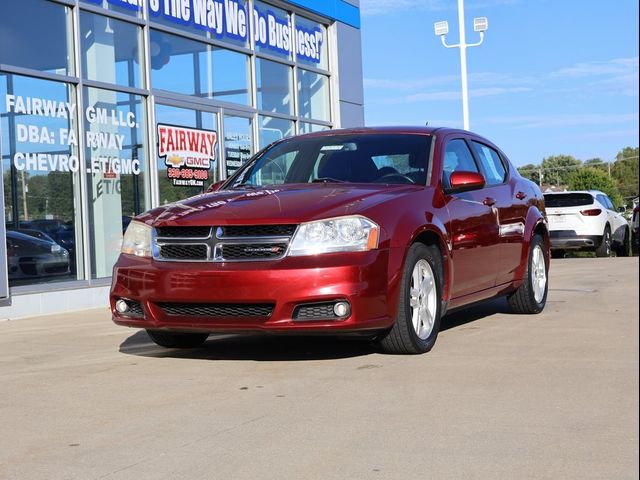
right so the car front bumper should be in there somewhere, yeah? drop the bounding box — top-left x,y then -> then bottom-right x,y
110,249 -> 399,334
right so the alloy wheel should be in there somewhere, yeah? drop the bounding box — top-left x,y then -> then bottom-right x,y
409,259 -> 438,340
531,245 -> 547,304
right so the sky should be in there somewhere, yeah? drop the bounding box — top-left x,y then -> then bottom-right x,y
359,0 -> 639,167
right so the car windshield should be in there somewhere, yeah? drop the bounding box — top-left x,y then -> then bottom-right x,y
227,134 -> 432,188
544,193 -> 594,208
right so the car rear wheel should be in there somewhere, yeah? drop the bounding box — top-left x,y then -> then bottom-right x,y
614,228 -> 631,257
378,243 -> 442,355
146,330 -> 209,349
508,234 -> 548,314
595,226 -> 612,257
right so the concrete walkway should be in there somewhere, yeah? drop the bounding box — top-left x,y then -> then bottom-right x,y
0,257 -> 638,479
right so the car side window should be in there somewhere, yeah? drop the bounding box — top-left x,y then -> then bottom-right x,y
442,139 -> 479,188
596,194 -> 614,211
470,141 -> 507,186
604,196 -> 615,211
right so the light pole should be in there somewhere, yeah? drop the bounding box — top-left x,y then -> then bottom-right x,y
434,0 -> 488,130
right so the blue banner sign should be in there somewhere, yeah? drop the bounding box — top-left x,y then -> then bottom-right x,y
86,0 -> 324,64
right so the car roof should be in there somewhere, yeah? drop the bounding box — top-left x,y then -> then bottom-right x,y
291,126 -> 468,139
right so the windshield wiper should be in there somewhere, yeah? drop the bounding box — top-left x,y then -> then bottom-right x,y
232,183 -> 260,190
312,177 -> 347,184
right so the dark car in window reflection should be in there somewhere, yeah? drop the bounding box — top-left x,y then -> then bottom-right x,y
6,230 -> 71,280
16,220 -> 76,270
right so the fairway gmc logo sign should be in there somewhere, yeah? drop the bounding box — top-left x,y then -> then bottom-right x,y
157,124 -> 217,187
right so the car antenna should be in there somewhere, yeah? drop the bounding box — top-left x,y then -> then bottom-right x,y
425,121 -> 429,126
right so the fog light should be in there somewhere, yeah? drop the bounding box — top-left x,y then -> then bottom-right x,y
333,302 -> 350,317
115,299 -> 130,314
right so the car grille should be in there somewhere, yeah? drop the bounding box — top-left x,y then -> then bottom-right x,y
155,226 -> 212,238
158,244 -> 209,260
126,300 -> 145,317
293,303 -> 340,321
158,302 -> 274,317
221,225 -> 297,237
153,225 -> 297,262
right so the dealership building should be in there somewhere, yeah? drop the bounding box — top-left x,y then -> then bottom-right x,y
0,0 -> 364,318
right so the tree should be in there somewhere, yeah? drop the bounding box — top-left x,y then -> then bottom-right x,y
568,167 -> 623,207
612,146 -> 639,201
541,155 -> 582,186
584,157 -> 610,174
518,164 -> 541,185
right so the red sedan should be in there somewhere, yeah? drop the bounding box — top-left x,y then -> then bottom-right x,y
111,127 -> 549,354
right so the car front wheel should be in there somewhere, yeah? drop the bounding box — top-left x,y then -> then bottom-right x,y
146,330 -> 209,349
379,243 -> 443,355
508,234 -> 548,314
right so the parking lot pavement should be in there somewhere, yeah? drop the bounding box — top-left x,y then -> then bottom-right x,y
0,258 -> 638,480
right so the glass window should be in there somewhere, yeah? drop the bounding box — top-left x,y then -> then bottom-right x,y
597,194 -> 614,211
80,12 -> 144,88
155,104 -> 219,204
83,87 -> 147,278
256,59 -> 293,115
295,17 -> 328,70
229,134 -> 432,187
206,48 -> 250,105
224,116 -> 253,178
150,30 -> 250,105
0,0 -> 74,76
258,116 -> 294,148
299,123 -> 329,134
297,69 -> 330,121
443,139 -> 479,189
80,0 -> 144,18
241,150 -> 298,187
544,193 -> 594,208
470,141 -> 507,186
148,0 -> 250,48
1,74 -> 82,287
253,2 -> 292,60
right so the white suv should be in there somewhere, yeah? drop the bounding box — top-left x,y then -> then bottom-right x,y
544,190 -> 632,258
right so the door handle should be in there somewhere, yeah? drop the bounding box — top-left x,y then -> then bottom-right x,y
516,191 -> 527,200
483,197 -> 496,207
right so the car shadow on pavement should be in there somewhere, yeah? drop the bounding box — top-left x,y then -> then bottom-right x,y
119,331 -> 380,361
440,297 -> 510,332
119,299 -> 509,361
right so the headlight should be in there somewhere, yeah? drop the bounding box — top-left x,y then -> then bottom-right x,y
288,215 -> 379,256
121,221 -> 152,257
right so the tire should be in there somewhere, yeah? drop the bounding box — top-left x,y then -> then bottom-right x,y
146,330 -> 209,349
633,232 -> 639,256
378,243 -> 443,355
614,228 -> 632,257
508,234 -> 548,314
551,249 -> 565,259
595,226 -> 612,257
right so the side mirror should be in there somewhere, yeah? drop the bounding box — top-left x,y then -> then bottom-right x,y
206,180 -> 225,193
618,207 -> 626,213
448,171 -> 486,192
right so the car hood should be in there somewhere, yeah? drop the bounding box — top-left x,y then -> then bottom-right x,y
138,184 -> 421,226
